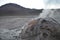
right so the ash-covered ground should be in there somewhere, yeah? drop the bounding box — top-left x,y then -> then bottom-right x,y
0,15 -> 37,40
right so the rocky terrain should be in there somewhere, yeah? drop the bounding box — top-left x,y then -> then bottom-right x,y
0,9 -> 60,40
0,3 -> 60,40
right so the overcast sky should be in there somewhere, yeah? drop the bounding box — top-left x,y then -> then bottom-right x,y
0,0 -> 60,9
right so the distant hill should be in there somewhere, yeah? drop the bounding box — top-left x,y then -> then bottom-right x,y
0,3 -> 43,16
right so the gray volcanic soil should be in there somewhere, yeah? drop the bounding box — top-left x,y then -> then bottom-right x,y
0,16 -> 37,40
0,16 -> 37,29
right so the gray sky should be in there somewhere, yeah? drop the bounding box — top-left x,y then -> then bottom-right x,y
0,0 -> 60,9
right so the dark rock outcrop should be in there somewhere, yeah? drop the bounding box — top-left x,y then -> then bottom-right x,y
20,18 -> 60,40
